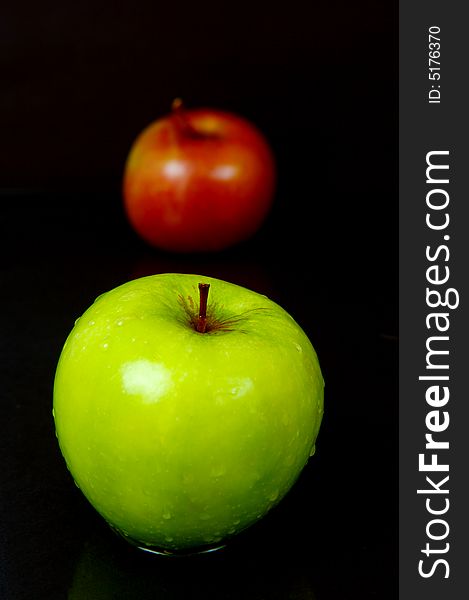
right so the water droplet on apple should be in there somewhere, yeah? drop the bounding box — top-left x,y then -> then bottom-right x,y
268,490 -> 279,502
117,320 -> 124,326
229,377 -> 254,399
210,465 -> 226,478
228,527 -> 236,534
51,408 -> 55,418
295,343 -> 302,353
203,534 -> 222,544
233,518 -> 241,525
165,536 -> 174,543
183,472 -> 194,485
88,320 -> 95,326
309,444 -> 316,457
102,343 -> 109,350
74,317 -> 80,326
162,509 -> 172,520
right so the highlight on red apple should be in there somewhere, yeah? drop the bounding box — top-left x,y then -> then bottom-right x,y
123,100 -> 276,253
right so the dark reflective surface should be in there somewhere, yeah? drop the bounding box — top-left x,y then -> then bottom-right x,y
1,189 -> 397,599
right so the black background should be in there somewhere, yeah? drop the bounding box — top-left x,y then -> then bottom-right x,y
1,1 -> 397,598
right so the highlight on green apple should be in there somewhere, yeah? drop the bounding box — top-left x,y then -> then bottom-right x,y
53,273 -> 324,555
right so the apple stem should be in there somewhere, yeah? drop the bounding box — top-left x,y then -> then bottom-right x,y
171,98 -> 199,138
196,283 -> 210,333
172,98 -> 216,140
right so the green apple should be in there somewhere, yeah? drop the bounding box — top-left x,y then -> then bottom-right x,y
53,273 -> 324,554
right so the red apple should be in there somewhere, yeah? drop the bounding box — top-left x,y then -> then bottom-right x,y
123,100 -> 276,252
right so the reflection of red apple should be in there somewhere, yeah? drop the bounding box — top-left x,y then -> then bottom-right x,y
123,100 -> 276,253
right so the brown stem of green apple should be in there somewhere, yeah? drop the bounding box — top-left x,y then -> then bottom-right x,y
197,283 -> 210,333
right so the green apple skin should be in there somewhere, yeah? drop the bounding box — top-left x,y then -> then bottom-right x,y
53,273 -> 324,552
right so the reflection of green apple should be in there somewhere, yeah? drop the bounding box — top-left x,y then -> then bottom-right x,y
53,273 -> 324,553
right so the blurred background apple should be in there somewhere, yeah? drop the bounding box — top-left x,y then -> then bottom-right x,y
123,100 -> 276,252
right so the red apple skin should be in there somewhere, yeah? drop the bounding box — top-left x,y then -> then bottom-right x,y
123,107 -> 276,252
